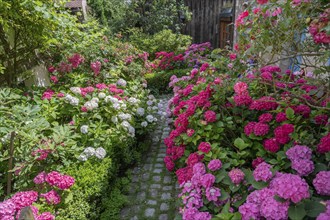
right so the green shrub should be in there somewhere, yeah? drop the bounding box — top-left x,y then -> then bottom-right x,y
128,29 -> 192,58
145,69 -> 190,95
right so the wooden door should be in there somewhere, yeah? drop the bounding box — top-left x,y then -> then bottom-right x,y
219,19 -> 233,49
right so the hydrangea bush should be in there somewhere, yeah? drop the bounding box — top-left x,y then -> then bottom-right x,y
164,1 -> 329,219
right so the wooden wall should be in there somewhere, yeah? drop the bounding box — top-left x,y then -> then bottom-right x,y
183,0 -> 224,48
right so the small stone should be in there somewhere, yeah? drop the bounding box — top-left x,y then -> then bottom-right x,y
130,216 -> 138,220
145,208 -> 155,217
149,189 -> 159,198
143,164 -> 152,171
163,186 -> 173,191
137,192 -> 146,201
160,203 -> 169,211
147,200 -> 157,205
150,184 -> 161,189
142,173 -> 150,181
153,176 -> 161,182
163,176 -> 171,184
161,192 -> 171,200
159,214 -> 168,220
155,163 -> 164,168
140,184 -> 147,190
153,168 -> 162,173
156,158 -> 163,163
132,175 -> 139,183
120,207 -> 130,218
158,153 -> 166,157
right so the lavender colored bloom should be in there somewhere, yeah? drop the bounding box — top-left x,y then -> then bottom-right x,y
207,159 -> 222,171
286,145 -> 312,161
260,196 -> 289,220
239,203 -> 260,220
270,173 -> 310,203
205,187 -> 221,202
313,171 -> 330,196
193,163 -> 206,176
228,168 -> 245,185
291,159 -> 314,176
201,174 -> 215,188
253,162 -> 273,182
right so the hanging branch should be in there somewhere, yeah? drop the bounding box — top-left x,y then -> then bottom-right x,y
6,131 -> 16,196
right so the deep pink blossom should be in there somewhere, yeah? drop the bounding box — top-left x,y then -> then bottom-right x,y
198,142 -> 211,153
253,162 -> 273,182
315,114 -> 329,125
234,82 -> 248,95
228,168 -> 245,185
204,110 -> 217,123
275,112 -> 287,123
253,123 -> 269,136
258,113 -> 273,123
244,122 -> 256,136
41,190 -> 61,205
34,171 -> 46,184
252,157 -> 264,169
263,138 -> 280,152
317,133 -> 330,153
208,159 -> 222,171
90,61 -> 101,76
234,94 -> 252,106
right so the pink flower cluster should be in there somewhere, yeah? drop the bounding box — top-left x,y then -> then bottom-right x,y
239,188 -> 289,220
313,171 -> 330,196
204,110 -> 216,123
252,157 -> 264,169
317,201 -> 330,220
228,168 -> 245,185
40,190 -> 61,205
258,113 -> 273,123
41,89 -> 55,100
253,162 -> 273,182
198,142 -> 211,153
233,81 -> 253,106
31,149 -> 53,161
249,96 -> 278,111
68,53 -> 84,68
317,133 -> 330,153
35,171 -> 75,190
286,145 -> 314,176
90,61 -> 101,76
244,121 -> 270,137
309,9 -> 330,44
179,163 -> 220,220
207,159 -> 222,171
274,123 -> 295,144
314,114 -> 329,125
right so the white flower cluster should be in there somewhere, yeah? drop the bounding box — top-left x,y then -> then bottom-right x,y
117,78 -> 127,87
104,95 -> 122,110
111,116 -> 118,124
78,146 -> 106,161
121,121 -> 135,137
65,94 -> 79,106
118,113 -> 132,121
83,99 -> 99,111
136,107 -> 145,116
146,115 -> 157,123
128,97 -> 139,105
141,121 -> 148,127
80,125 -> 88,134
98,92 -> 106,99
70,87 -> 81,95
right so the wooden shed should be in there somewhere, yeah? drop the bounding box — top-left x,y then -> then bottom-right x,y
65,0 -> 88,21
183,0 -> 236,49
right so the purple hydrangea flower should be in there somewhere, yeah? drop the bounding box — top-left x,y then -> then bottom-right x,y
291,159 -> 314,176
253,162 -> 273,182
313,171 -> 330,196
207,159 -> 222,171
228,168 -> 245,185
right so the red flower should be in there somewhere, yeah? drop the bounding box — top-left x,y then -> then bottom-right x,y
198,142 -> 211,153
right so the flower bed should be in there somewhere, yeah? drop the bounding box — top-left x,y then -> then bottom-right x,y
0,38 -> 161,219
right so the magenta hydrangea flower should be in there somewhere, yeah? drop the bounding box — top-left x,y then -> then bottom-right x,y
205,187 -> 221,202
253,123 -> 270,136
263,138 -> 280,153
253,162 -> 273,182
239,203 -> 260,220
201,174 -> 216,188
198,142 -> 211,153
38,212 -> 55,220
33,171 -> 46,185
317,133 -> 330,153
40,190 -> 61,205
57,175 -> 75,190
234,81 -> 248,95
286,145 -> 312,161
0,199 -> 16,216
252,157 -> 265,169
187,129 -> 195,137
259,196 -> 289,220
275,112 -> 287,123
291,159 -> 314,176
270,173 -> 310,203
316,201 -> 330,220
204,110 -> 217,123
244,122 -> 256,136
207,159 -> 222,171
314,114 -> 329,125
45,171 -> 62,187
313,171 -> 330,196
228,168 -> 245,185
193,162 -> 206,176
11,191 -> 38,210
258,113 -> 273,123
234,94 -> 252,106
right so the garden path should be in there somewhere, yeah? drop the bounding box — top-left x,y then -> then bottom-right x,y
120,97 -> 180,220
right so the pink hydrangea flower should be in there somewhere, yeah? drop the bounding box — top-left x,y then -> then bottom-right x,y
207,159 -> 222,171
253,162 -> 273,182
90,61 -> 101,76
40,190 -> 61,205
275,112 -> 287,123
38,212 -> 55,220
57,175 -> 75,190
286,145 -> 312,161
270,173 -> 310,203
198,142 -> 211,153
252,157 -> 264,169
258,113 -> 273,123
192,162 -> 206,176
234,94 -> 252,106
229,53 -> 237,60
45,171 -> 62,187
257,0 -> 268,4
244,122 -> 256,136
291,159 -> 314,176
50,76 -> 58,84
228,168 -> 245,185
313,171 -> 330,196
11,191 -> 38,210
186,129 -> 195,137
259,196 -> 289,220
205,187 -> 221,202
317,133 -> 330,153
239,203 -> 260,220
314,114 -> 329,125
34,171 -> 46,184
204,110 -> 217,123
164,156 -> 175,171
0,199 -> 16,216
253,123 -> 269,136
234,82 -> 248,95
201,174 -> 216,188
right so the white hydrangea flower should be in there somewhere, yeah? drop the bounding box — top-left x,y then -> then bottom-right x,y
118,113 -> 132,121
84,101 -> 98,111
70,97 -> 79,106
147,107 -> 152,111
70,87 -> 81,94
128,126 -> 135,136
128,97 -> 139,105
95,147 -> 106,159
146,115 -> 154,123
137,107 -> 145,116
142,83 -> 147,88
105,96 -> 119,104
148,95 -> 155,100
111,116 -> 118,124
147,100 -> 153,106
121,121 -> 130,128
80,125 -> 88,134
117,78 -> 127,87
98,92 -> 106,99
158,103 -> 163,109
113,103 -> 121,110
91,97 -> 99,103
152,106 -> 158,110
121,103 -> 127,110
132,86 -> 138,91
78,154 -> 88,161
141,121 -> 148,127
83,147 -> 95,157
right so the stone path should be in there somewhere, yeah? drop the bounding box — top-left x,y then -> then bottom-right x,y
120,97 -> 180,220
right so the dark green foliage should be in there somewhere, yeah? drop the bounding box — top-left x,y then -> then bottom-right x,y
145,68 -> 190,95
